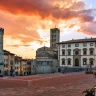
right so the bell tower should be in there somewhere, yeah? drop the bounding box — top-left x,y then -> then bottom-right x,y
50,28 -> 60,48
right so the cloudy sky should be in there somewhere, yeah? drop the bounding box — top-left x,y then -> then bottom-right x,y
0,0 -> 96,59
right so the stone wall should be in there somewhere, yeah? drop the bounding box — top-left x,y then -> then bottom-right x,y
0,28 -> 4,76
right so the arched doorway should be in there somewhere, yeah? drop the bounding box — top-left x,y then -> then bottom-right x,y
75,58 -> 79,66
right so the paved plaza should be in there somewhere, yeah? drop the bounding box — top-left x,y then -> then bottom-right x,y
0,72 -> 96,96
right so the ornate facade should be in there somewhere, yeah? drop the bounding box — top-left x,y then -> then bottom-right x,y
31,46 -> 59,74
57,38 -> 96,68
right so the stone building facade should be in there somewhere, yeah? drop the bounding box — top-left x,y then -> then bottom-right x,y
4,50 -> 15,76
57,38 -> 96,69
0,28 -> 4,76
15,56 -> 22,76
31,46 -> 59,74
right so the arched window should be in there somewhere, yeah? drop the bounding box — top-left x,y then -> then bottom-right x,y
89,58 -> 94,65
83,58 -> 87,65
89,48 -> 94,55
62,58 -> 65,65
68,49 -> 71,55
67,58 -> 71,65
62,49 -> 65,55
83,48 -> 87,55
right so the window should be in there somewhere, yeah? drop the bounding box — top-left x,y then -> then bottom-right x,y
62,50 -> 65,55
52,35 -> 56,38
62,59 -> 65,65
90,61 -> 93,65
6,59 -> 8,62
75,44 -> 79,47
90,50 -> 93,55
10,60 -> 13,65
68,59 -> 71,65
68,50 -> 71,55
83,50 -> 87,55
89,58 -> 94,65
52,39 -> 56,42
75,50 -> 79,55
83,60 -> 87,65
5,64 -> 7,67
62,44 -> 65,48
83,43 -> 87,47
90,43 -> 93,46
68,44 -> 71,47
83,58 -> 87,65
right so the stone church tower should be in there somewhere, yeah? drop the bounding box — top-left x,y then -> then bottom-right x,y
50,28 -> 60,48
50,28 -> 60,59
0,28 -> 4,76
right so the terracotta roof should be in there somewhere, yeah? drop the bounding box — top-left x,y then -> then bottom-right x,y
3,50 -> 15,55
10,53 -> 15,55
3,50 -> 10,53
57,38 -> 96,44
21,59 -> 27,61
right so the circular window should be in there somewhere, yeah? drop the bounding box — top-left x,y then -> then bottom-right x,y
75,51 -> 79,55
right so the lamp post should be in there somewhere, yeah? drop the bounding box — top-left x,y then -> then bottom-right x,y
6,67 -> 8,76
20,68 -> 23,76
90,63 -> 92,73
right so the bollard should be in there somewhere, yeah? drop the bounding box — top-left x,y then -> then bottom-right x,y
28,80 -> 31,88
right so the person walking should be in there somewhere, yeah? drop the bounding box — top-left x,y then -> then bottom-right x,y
12,71 -> 15,77
63,68 -> 66,74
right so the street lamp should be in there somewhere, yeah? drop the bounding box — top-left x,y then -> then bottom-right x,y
20,68 -> 23,76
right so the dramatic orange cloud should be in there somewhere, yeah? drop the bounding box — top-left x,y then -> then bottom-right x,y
0,0 -> 96,58
0,0 -> 93,20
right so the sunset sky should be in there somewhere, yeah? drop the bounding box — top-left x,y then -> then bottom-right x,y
0,0 -> 96,59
